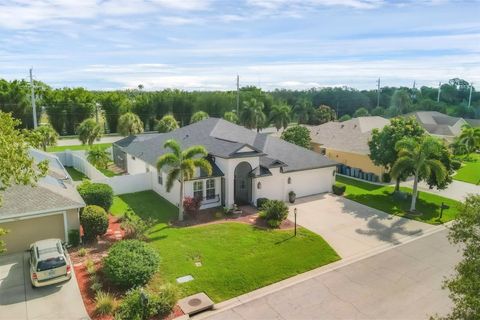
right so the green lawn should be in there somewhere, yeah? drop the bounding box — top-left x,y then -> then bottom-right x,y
453,154 -> 480,185
336,176 -> 460,224
47,143 -> 112,152
65,166 -> 88,181
111,191 -> 340,302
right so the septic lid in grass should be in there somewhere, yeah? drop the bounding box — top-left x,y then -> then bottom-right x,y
176,275 -> 194,283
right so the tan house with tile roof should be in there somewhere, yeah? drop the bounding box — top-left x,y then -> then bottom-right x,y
307,117 -> 390,179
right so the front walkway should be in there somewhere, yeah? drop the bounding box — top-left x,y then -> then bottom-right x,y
287,194 -> 437,259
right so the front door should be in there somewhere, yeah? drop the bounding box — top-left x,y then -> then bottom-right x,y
234,162 -> 252,205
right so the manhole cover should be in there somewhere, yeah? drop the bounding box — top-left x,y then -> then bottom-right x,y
188,298 -> 202,307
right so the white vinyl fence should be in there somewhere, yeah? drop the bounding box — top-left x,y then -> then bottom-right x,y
55,150 -> 152,195
93,173 -> 153,195
55,150 -> 106,180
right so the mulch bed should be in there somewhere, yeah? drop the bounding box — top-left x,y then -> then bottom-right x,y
70,215 -> 185,320
172,206 -> 294,230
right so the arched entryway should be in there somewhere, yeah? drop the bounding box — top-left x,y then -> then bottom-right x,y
234,162 -> 252,205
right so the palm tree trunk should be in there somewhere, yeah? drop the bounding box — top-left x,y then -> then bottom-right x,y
179,175 -> 184,221
395,178 -> 400,192
410,173 -> 418,212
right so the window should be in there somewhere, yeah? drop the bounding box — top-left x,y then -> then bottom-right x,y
158,174 -> 163,185
206,179 -> 215,200
193,181 -> 203,199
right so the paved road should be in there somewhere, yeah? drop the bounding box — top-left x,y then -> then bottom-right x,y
288,194 -> 436,259
404,179 -> 480,202
0,252 -> 89,320
200,229 -> 461,320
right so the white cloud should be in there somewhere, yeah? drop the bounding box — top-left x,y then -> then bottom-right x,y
246,0 -> 385,10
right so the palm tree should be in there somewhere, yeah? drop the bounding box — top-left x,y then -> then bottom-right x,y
156,139 -> 212,221
391,137 -> 447,212
458,124 -> 480,158
190,111 -> 209,124
156,114 -> 179,133
117,112 -> 144,136
33,124 -> 59,151
223,111 -> 239,124
269,103 -> 291,131
77,118 -> 102,145
240,98 -> 266,132
293,100 -> 313,124
87,146 -> 110,169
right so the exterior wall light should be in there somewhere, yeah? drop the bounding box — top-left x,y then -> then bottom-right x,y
257,182 -> 262,189
287,177 -> 292,184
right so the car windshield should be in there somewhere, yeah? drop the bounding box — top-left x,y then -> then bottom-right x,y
36,257 -> 66,271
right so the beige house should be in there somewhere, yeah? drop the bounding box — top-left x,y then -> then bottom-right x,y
0,150 -> 84,253
307,117 -> 389,180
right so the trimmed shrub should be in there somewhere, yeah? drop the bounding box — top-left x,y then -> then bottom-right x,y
77,181 -> 114,211
256,197 -> 269,209
451,159 -> 462,170
80,205 -> 109,241
332,184 -> 346,196
149,283 -> 180,316
183,196 -> 202,216
78,248 -> 87,257
260,200 -> 289,228
115,285 -> 179,320
382,172 -> 392,183
103,240 -> 159,289
94,291 -> 116,315
68,229 -> 80,247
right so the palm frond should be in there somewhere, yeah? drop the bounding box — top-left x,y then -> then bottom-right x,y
180,159 -> 196,180
391,156 -> 415,179
193,158 -> 213,176
163,139 -> 181,157
165,168 -> 180,192
425,159 -> 447,183
156,153 -> 179,170
182,145 -> 208,160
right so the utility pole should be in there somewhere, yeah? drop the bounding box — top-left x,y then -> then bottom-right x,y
236,75 -> 240,114
437,81 -> 442,102
376,78 -> 381,108
468,83 -> 473,108
412,80 -> 416,100
95,103 -> 99,124
29,68 -> 38,128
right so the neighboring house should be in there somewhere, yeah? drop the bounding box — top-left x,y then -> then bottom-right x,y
0,149 -> 85,253
307,116 -> 390,180
404,111 -> 479,141
113,118 -> 337,210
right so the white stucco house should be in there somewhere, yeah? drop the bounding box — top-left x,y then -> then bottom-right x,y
112,118 -> 338,210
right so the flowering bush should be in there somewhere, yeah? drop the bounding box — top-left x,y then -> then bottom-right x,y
183,196 -> 202,216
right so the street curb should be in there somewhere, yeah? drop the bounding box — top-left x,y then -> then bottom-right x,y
193,222 -> 451,319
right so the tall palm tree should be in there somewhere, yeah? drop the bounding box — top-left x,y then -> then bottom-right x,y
391,137 -> 447,212
77,118 -> 103,145
117,112 -> 144,136
293,100 -> 314,124
156,139 -> 212,221
269,103 -> 291,131
190,111 -> 209,124
156,114 -> 179,133
240,98 -> 266,132
458,124 -> 480,158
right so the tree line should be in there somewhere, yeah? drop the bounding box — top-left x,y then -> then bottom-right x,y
1,77 -> 479,135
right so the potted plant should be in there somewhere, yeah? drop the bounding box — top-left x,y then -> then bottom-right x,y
288,191 -> 296,203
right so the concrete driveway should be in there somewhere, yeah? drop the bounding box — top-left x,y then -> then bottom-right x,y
0,252 -> 89,320
288,194 -> 437,258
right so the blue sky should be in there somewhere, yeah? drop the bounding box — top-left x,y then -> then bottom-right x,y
1,0 -> 479,91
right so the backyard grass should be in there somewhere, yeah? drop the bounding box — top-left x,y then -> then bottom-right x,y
47,143 -> 112,152
336,175 -> 460,224
453,153 -> 480,185
110,191 -> 340,302
65,166 -> 88,181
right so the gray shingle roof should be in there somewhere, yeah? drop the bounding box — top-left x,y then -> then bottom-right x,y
0,149 -> 85,219
115,118 -> 337,173
404,111 -> 466,137
308,117 -> 389,154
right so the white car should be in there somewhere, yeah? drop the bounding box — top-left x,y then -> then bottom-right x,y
29,239 -> 72,287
